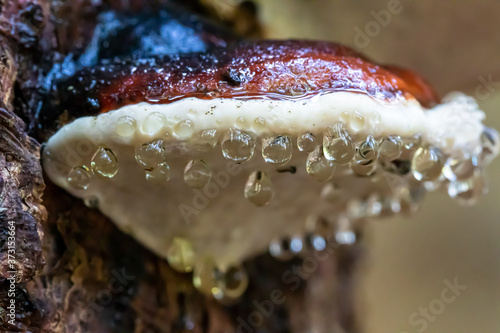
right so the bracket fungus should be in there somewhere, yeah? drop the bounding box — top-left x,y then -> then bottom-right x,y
41,40 -> 498,301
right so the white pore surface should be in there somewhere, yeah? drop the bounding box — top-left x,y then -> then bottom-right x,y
43,91 -> 487,267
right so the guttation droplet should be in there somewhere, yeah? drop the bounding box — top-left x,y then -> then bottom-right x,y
91,147 -> 118,178
145,162 -> 170,184
115,115 -> 137,137
193,257 -> 249,300
442,156 -> 477,181
323,123 -> 355,165
142,112 -> 166,135
135,139 -> 166,171
184,160 -> 212,189
199,129 -> 219,148
447,170 -> 486,206
244,171 -> 274,207
262,135 -> 293,164
269,238 -> 294,261
297,133 -> 317,152
211,265 -> 249,300
378,135 -> 403,161
352,135 -> 379,176
68,166 -> 92,190
306,146 -> 335,181
411,146 -> 444,181
221,128 -> 256,163
167,237 -> 196,273
174,119 -> 195,139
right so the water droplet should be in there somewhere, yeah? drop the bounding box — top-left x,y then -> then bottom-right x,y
412,146 -> 444,181
211,265 -> 249,301
193,256 -> 219,296
167,237 -> 196,273
84,196 -> 99,208
135,140 -> 166,171
115,116 -> 137,137
174,119 -> 195,139
244,171 -> 274,206
221,129 -> 256,163
91,147 -> 118,178
142,112 -> 166,135
323,123 -> 355,164
262,135 -> 293,164
447,170 -> 486,206
199,129 -> 219,148
351,162 -> 377,177
145,162 -> 170,184
356,135 -> 378,162
442,156 -> 477,181
334,215 -> 356,245
403,135 -> 421,150
350,111 -> 366,131
184,160 -> 211,188
306,146 -> 335,181
479,127 -> 499,164
269,238 -> 294,261
67,166 -> 91,190
378,135 -> 403,161
236,117 -> 248,129
289,235 -> 304,254
297,133 -> 317,152
352,135 -> 379,176
253,117 -> 266,130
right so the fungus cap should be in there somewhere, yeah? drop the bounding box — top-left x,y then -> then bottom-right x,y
42,41 -> 498,298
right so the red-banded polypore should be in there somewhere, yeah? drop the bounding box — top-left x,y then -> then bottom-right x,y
41,40 -> 499,301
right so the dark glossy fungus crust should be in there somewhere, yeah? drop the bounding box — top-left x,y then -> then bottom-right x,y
41,40 -> 439,135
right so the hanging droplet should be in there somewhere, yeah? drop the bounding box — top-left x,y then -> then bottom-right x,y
269,238 -> 294,261
479,127 -> 499,164
84,196 -> 99,209
378,135 -> 403,161
199,129 -> 219,148
350,111 -> 366,131
174,119 -> 195,139
447,170 -> 486,206
167,237 -> 196,273
366,194 -> 383,217
244,171 -> 274,206
184,160 -> 212,188
323,123 -> 355,164
221,129 -> 256,163
262,135 -> 293,164
135,139 -> 166,171
67,166 -> 91,190
91,147 -> 118,178
115,115 -> 137,137
334,215 -> 356,245
306,146 -> 335,181
289,235 -> 304,254
297,133 -> 317,152
212,265 -> 249,301
351,161 -> 377,177
145,162 -> 170,184
356,135 -> 379,162
442,156 -> 477,181
403,135 -> 421,151
193,256 -> 219,296
412,146 -> 444,181
142,112 -> 166,135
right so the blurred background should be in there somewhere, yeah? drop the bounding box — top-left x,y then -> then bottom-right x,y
211,0 -> 500,332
